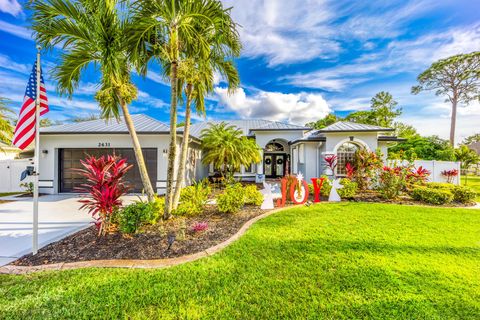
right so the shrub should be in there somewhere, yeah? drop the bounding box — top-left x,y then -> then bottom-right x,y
75,155 -> 132,236
377,166 -> 406,199
118,197 -> 163,234
175,180 -> 211,216
192,222 -> 208,232
338,178 -> 358,199
411,186 -> 454,205
441,169 -> 459,183
244,185 -> 263,206
217,183 -> 245,213
452,185 -> 477,204
425,182 -> 455,190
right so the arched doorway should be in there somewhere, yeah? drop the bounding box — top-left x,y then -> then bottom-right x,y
264,140 -> 289,178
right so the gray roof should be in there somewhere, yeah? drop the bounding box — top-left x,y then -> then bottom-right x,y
186,119 -> 308,138
40,114 -> 170,134
318,121 -> 394,132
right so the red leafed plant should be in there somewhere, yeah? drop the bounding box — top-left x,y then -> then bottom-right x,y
406,166 -> 430,185
441,169 -> 459,184
324,155 -> 337,177
192,222 -> 208,233
345,163 -> 355,179
74,155 -> 132,236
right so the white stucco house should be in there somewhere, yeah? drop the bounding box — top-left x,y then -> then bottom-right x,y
37,114 -> 404,195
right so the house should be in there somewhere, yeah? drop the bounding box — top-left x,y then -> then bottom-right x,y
38,114 -> 403,195
38,114 -> 202,195
190,120 -> 404,182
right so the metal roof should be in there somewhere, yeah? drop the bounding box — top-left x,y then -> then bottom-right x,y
185,119 -> 308,138
318,121 -> 394,132
40,114 -> 170,134
378,136 -> 407,142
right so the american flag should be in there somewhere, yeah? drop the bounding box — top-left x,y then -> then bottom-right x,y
12,61 -> 49,150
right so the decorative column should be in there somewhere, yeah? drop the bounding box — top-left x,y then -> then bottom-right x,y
257,149 -> 264,175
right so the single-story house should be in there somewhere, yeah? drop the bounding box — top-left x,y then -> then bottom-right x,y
38,114 -> 403,194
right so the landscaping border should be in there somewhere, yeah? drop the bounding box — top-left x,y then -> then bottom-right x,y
0,206 -> 291,275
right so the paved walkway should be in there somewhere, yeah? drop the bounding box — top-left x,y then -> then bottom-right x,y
0,194 -> 142,266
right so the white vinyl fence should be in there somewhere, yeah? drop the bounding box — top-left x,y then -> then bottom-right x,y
0,159 -> 34,193
387,160 -> 461,185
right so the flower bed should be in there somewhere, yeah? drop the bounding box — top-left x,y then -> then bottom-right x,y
12,204 -> 265,267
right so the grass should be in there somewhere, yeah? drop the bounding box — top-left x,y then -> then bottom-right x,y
0,192 -> 23,197
462,175 -> 480,201
1,203 -> 479,319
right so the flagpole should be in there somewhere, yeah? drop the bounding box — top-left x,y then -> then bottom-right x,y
32,46 -> 41,255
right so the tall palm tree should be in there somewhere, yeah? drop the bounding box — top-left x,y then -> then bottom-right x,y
0,97 -> 14,148
128,0 -> 240,218
172,56 -> 240,209
200,122 -> 261,178
30,0 -> 156,201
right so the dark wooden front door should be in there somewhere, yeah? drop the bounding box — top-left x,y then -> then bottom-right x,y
59,148 -> 157,193
264,153 -> 286,178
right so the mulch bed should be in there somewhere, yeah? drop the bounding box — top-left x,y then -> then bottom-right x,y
12,205 -> 266,267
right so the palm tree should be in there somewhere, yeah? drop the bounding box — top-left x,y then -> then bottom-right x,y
30,0 -> 156,201
200,122 -> 261,179
0,97 -> 14,149
128,0 -> 240,218
172,56 -> 240,209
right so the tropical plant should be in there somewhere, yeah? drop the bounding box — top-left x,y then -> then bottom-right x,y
217,183 -> 245,213
406,166 -> 430,186
462,133 -> 480,145
244,185 -> 263,206
441,169 -> 459,184
324,154 -> 337,177
172,37 -> 240,209
118,197 -> 163,234
192,222 -> 208,233
30,0 -> 156,202
338,178 -> 358,199
128,0 -> 238,218
378,166 -> 406,199
351,149 -> 382,190
201,122 -> 261,178
454,145 -> 480,184
0,97 -> 14,147
174,179 -> 211,216
75,155 -> 132,236
412,51 -> 480,145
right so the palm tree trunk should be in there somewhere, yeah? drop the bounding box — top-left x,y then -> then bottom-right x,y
164,60 -> 179,219
119,96 -> 156,202
450,96 -> 458,146
172,84 -> 193,210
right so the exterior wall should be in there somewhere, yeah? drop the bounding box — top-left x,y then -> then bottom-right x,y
253,130 -> 305,149
0,159 -> 34,192
38,134 -> 172,194
324,132 -> 379,154
290,141 -> 325,182
387,159 -> 462,185
378,141 -> 389,161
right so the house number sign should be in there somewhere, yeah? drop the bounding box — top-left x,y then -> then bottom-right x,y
98,142 -> 111,147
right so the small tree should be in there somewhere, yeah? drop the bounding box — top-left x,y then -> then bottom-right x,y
370,91 -> 402,127
412,52 -> 480,146
455,145 -> 480,184
305,113 -> 339,129
200,123 -> 261,179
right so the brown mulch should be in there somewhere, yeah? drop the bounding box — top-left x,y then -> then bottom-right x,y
12,205 -> 266,267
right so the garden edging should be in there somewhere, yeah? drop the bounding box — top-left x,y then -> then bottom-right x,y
0,206 -> 291,275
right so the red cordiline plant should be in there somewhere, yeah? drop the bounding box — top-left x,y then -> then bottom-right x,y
345,163 -> 355,179
324,155 -> 338,177
406,166 -> 430,185
378,166 -> 407,199
441,169 -> 458,184
192,222 -> 208,233
75,155 -> 132,236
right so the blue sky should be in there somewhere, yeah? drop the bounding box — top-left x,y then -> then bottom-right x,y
0,0 -> 479,141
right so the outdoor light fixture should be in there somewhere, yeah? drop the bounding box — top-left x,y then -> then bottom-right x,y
162,149 -> 168,157
349,136 -> 354,141
41,150 -> 48,158
166,233 -> 176,251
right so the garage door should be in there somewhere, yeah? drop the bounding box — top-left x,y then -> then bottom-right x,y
59,148 -> 157,193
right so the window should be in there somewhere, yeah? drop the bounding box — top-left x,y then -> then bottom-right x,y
292,147 -> 298,173
265,142 -> 284,152
244,163 -> 256,173
336,142 -> 360,176
299,144 -> 305,164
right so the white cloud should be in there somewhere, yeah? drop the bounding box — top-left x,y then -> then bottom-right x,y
0,0 -> 23,17
282,23 -> 480,91
137,90 -> 168,109
0,54 -> 31,74
0,19 -> 31,40
214,86 -> 331,125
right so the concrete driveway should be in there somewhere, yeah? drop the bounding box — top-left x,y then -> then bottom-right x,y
0,194 -> 142,266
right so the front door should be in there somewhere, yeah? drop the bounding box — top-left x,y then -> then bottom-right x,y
264,154 -> 286,178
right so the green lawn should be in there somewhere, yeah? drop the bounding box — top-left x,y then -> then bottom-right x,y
462,175 -> 480,201
0,192 -> 23,197
1,203 -> 479,319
